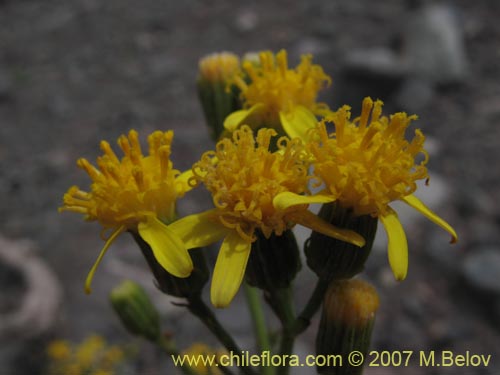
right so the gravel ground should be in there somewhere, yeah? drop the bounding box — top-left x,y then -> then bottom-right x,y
1,0 -> 499,374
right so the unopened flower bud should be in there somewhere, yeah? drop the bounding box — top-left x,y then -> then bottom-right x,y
197,52 -> 242,139
316,279 -> 379,375
110,280 -> 161,342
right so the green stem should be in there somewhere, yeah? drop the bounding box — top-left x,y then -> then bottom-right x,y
294,279 -> 329,335
243,283 -> 275,375
270,288 -> 296,375
187,294 -> 257,375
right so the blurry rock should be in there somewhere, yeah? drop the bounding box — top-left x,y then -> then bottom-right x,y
402,2 -> 468,85
339,48 -> 406,110
294,37 -> 328,56
463,248 -> 500,294
344,47 -> 408,80
424,229 -> 461,273
0,236 -> 62,373
395,77 -> 435,113
233,9 -> 259,33
0,236 -> 62,338
340,2 -> 468,110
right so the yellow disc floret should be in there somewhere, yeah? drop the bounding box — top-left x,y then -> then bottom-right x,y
308,97 -> 428,217
60,130 -> 187,228
225,49 -> 331,138
192,125 -> 309,241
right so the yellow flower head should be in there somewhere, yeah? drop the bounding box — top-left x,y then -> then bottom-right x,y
224,50 -> 332,140
169,126 -> 364,308
46,334 -> 127,375
60,130 -> 193,293
193,125 -> 309,240
181,343 -> 225,375
198,52 -> 240,83
309,98 -> 427,217
47,340 -> 72,361
308,97 -> 458,280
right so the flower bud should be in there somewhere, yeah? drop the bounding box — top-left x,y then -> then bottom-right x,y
316,279 -> 379,375
197,52 -> 242,139
305,202 -> 377,282
110,280 -> 161,342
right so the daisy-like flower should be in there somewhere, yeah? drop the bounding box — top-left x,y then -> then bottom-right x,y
224,49 -> 331,140
60,130 -> 193,293
169,126 -> 364,308
306,97 -> 458,280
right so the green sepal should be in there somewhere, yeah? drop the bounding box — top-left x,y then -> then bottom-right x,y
245,229 -> 301,290
305,202 -> 377,281
131,231 -> 209,298
197,79 -> 241,140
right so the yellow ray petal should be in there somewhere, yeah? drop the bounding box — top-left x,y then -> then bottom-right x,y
379,208 -> 408,281
273,191 -> 335,210
289,210 -> 365,247
85,225 -> 126,294
210,231 -> 252,308
279,106 -> 318,140
223,104 -> 265,131
138,216 -> 193,278
168,210 -> 229,249
402,194 -> 458,244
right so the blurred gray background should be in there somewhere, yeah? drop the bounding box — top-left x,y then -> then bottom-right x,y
1,0 -> 499,374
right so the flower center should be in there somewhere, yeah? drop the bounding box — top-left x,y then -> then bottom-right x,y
61,130 -> 186,230
308,97 -> 429,217
192,126 -> 309,241
234,50 -> 331,125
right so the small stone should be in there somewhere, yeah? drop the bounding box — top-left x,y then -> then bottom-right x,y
402,2 -> 468,84
233,9 -> 258,33
294,38 -> 327,56
395,77 -> 435,113
343,47 -> 408,80
463,248 -> 500,294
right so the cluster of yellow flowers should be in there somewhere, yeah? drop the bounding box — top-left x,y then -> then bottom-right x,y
60,49 -> 457,308
46,335 -> 127,375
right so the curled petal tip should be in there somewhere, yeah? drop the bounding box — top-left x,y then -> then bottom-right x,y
394,274 -> 406,282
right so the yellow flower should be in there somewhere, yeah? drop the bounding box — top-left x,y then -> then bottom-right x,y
169,126 -> 364,307
224,49 -> 331,140
47,340 -> 72,361
181,343 -> 225,375
307,97 -> 458,280
60,130 -> 193,293
46,334 -> 127,375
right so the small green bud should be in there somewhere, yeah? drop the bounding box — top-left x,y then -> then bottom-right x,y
305,202 -> 377,281
245,229 -> 301,290
316,279 -> 379,375
197,52 -> 242,140
110,280 -> 161,342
